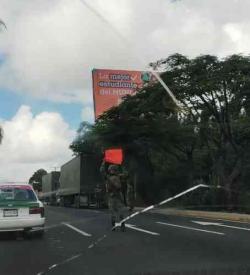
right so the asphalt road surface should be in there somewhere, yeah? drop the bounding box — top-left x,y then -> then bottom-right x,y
1,206 -> 250,275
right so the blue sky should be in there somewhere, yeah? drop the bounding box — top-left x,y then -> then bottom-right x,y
0,88 -> 86,130
0,52 -> 85,129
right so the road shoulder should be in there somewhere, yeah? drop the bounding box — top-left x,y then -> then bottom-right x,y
150,208 -> 250,223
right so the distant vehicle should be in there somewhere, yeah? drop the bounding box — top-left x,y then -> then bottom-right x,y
41,172 -> 60,205
58,154 -> 106,208
0,184 -> 45,236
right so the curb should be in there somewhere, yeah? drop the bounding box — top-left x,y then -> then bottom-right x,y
151,208 -> 250,223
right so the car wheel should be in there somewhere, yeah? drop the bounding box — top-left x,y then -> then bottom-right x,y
23,229 -> 32,240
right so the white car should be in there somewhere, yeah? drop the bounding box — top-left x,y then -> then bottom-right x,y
0,183 -> 45,236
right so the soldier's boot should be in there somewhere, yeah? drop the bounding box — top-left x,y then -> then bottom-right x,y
128,207 -> 133,214
120,215 -> 125,232
111,216 -> 116,231
121,222 -> 126,232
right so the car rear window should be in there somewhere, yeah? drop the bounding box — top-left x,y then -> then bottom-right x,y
0,185 -> 37,202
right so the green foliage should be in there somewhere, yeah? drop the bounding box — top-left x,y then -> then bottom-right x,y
29,169 -> 47,192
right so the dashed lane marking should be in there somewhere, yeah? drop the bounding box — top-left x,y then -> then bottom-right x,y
88,234 -> 107,249
62,223 -> 92,237
36,254 -> 82,275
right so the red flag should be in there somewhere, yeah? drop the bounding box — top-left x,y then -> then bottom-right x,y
104,149 -> 123,165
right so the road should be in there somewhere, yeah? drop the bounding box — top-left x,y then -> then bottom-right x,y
1,206 -> 250,275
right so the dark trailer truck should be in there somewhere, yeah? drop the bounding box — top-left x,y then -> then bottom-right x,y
41,171 -> 61,205
59,154 -> 105,208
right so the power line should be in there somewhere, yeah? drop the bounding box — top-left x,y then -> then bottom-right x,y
79,0 -> 182,110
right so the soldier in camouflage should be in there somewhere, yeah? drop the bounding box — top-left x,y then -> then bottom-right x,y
106,164 -> 126,231
119,168 -> 128,206
126,180 -> 135,212
120,167 -> 135,212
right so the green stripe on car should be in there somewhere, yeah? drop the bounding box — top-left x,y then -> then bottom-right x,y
0,201 -> 40,208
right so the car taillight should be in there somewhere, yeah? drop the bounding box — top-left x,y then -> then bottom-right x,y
29,207 -> 44,217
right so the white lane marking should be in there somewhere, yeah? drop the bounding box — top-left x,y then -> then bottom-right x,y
156,222 -> 225,235
115,223 -> 135,227
192,221 -> 250,231
193,216 -> 250,225
36,254 -> 82,275
126,224 -> 160,236
97,235 -> 107,242
215,218 -> 250,224
62,223 -> 92,237
48,264 -> 57,270
64,254 -> 81,263
88,234 -> 107,249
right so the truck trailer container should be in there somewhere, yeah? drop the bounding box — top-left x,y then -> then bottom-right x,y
41,171 -> 60,205
58,154 -> 105,208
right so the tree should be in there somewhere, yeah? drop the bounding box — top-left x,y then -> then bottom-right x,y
70,122 -> 100,155
71,82 -> 190,203
29,169 -> 48,192
157,54 -> 250,208
71,54 -> 250,209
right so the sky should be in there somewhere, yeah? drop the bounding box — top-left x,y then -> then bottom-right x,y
0,0 -> 249,181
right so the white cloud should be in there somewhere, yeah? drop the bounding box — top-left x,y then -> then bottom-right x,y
223,22 -> 250,53
0,0 -> 250,107
0,0 -> 138,104
1,0 -> 250,181
81,106 -> 94,123
0,105 -> 74,182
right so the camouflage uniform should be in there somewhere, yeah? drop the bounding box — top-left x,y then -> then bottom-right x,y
126,181 -> 135,212
119,169 -> 128,206
106,165 -> 126,230
94,184 -> 103,208
120,168 -> 135,211
100,160 -> 109,183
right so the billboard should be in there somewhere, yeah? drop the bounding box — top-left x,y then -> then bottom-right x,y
92,69 -> 154,119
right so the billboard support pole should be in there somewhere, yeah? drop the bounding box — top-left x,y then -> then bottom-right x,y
150,70 -> 182,109
92,69 -> 97,121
